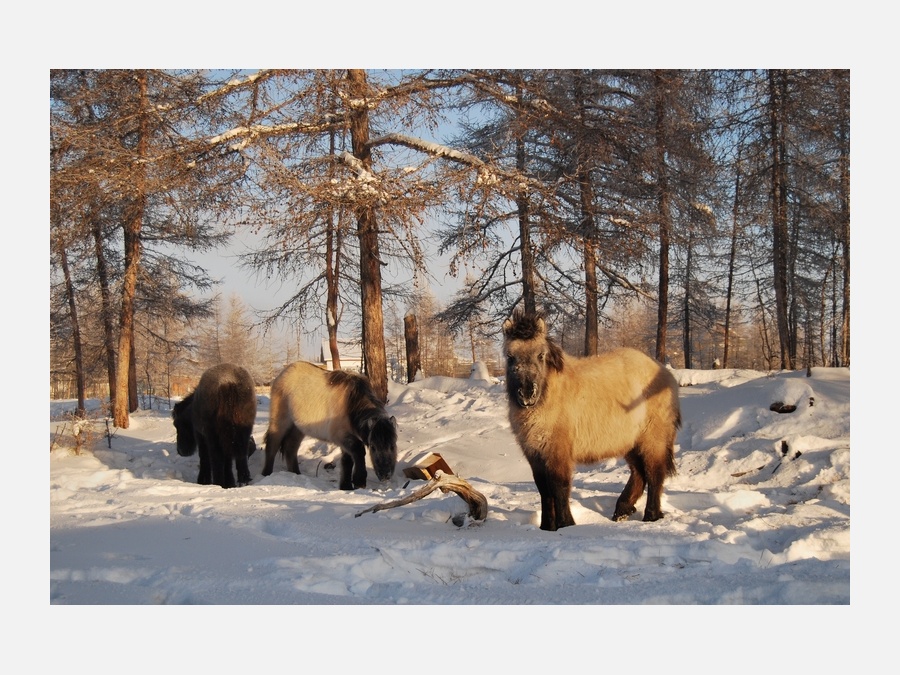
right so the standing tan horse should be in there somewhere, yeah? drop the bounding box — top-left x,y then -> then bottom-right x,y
502,311 -> 681,531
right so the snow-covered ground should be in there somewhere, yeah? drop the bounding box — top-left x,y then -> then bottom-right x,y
51,365 -> 849,607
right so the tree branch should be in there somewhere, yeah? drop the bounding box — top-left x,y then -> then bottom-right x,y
355,471 -> 488,523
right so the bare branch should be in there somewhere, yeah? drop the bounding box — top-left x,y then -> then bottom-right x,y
355,471 -> 488,523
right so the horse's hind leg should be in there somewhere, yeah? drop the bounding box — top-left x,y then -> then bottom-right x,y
234,428 -> 253,486
613,449 -> 646,521
262,429 -> 281,476
262,424 -> 303,475
641,451 -> 669,522
281,425 -> 304,474
340,437 -> 367,490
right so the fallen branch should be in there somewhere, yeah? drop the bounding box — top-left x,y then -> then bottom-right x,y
355,471 -> 488,523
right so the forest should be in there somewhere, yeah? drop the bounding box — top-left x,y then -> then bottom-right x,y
49,69 -> 850,429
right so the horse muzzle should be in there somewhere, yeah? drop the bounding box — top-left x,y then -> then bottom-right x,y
515,382 -> 541,408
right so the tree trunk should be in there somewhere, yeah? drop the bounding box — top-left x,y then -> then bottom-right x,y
769,70 -> 794,370
113,71 -> 148,428
347,69 -> 388,402
516,127 -> 536,315
60,247 -> 86,415
723,160 -> 741,368
583,239 -> 598,356
92,218 -> 117,413
326,128 -> 342,372
682,230 -> 693,369
578,163 -> 598,356
404,313 -> 421,383
837,77 -> 850,367
653,72 -> 672,365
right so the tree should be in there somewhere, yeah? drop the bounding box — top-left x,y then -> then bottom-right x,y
50,69 -> 240,426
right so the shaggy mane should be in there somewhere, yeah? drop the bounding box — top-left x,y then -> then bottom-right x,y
327,369 -> 383,411
504,310 -> 546,341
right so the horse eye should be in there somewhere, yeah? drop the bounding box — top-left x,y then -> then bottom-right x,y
538,352 -> 545,362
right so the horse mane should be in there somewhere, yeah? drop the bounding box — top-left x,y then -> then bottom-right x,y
327,369 -> 389,429
328,370 -> 397,448
503,309 -> 545,341
504,310 -> 565,372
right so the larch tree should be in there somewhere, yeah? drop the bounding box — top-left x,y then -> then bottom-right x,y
50,69 -> 245,427
201,69 -> 500,401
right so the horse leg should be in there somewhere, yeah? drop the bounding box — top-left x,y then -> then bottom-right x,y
208,436 -> 234,489
234,430 -> 252,487
641,449 -> 669,522
613,449 -> 645,521
527,453 -> 575,531
262,428 -> 282,476
262,424 -> 303,475
196,435 -> 212,485
281,425 -> 304,474
340,437 -> 367,490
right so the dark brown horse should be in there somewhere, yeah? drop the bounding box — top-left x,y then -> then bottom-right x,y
262,362 -> 397,490
172,363 -> 258,488
502,311 -> 681,531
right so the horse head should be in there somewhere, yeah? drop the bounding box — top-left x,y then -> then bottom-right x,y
366,415 -> 398,481
171,394 -> 197,456
502,311 -> 564,408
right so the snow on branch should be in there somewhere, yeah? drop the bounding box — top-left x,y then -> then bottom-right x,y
205,115 -> 343,150
336,151 -> 376,182
197,70 -> 278,104
368,133 -> 486,168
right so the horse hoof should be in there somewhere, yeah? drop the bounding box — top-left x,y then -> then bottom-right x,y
612,505 -> 636,521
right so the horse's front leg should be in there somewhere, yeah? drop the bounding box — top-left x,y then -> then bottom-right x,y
340,437 -> 367,490
196,435 -> 212,485
527,452 -> 575,531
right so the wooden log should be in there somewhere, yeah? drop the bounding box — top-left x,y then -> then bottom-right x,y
355,471 -> 488,523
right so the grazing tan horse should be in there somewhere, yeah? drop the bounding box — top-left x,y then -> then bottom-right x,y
262,362 -> 397,490
502,311 -> 681,531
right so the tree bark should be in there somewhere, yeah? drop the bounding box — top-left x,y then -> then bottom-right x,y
579,166 -> 598,356
92,218 -> 117,413
113,71 -> 148,428
326,128 -> 342,371
347,69 -> 388,402
516,126 -> 536,315
404,313 -> 420,383
60,247 -> 86,415
682,230 -> 693,369
837,75 -> 850,367
723,160 -> 741,368
769,70 -> 794,370
653,72 -> 672,365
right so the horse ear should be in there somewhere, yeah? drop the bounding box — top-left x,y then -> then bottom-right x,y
547,341 -> 564,372
536,318 -> 546,336
390,415 -> 397,429
502,318 -> 513,337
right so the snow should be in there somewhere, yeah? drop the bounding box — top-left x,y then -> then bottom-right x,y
49,365 -> 854,662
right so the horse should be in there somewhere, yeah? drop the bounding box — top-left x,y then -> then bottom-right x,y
172,363 -> 258,489
502,310 -> 681,531
261,361 -> 397,490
